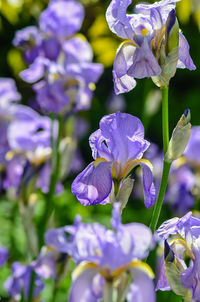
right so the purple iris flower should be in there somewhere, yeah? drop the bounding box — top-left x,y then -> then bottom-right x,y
0,246 -> 8,267
45,205 -> 155,302
156,212 -> 200,301
5,262 -> 44,300
39,0 -> 84,40
72,111 -> 155,208
13,26 -> 42,64
20,39 -> 103,114
106,0 -> 196,94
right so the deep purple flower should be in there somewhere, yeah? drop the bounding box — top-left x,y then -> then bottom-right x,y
156,213 -> 200,300
72,111 -> 155,208
0,246 -> 8,267
39,0 -> 84,39
106,0 -> 196,94
5,263 -> 44,300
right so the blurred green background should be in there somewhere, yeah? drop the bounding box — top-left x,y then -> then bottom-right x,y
0,0 -> 199,301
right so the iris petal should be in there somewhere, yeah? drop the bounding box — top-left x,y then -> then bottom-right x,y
71,161 -> 112,205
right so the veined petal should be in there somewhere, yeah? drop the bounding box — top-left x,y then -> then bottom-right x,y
114,41 -> 137,78
177,33 -> 196,70
69,264 -> 100,302
113,70 -> 137,95
99,112 -> 148,165
89,129 -> 113,161
127,38 -> 162,79
106,0 -> 134,39
71,161 -> 112,205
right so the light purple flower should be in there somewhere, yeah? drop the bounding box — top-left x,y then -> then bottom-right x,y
69,205 -> 155,302
39,0 -> 84,39
72,111 -> 155,208
5,263 -> 44,300
156,213 -> 200,300
46,205 -> 155,302
106,0 -> 196,94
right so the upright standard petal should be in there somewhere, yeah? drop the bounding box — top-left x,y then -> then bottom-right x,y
106,0 -> 134,39
63,36 -> 93,64
39,0 -> 84,39
123,223 -> 152,258
71,161 -> 112,205
99,112 -> 148,165
177,33 -> 196,70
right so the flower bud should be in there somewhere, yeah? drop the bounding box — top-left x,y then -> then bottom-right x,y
165,109 -> 191,162
152,9 -> 179,88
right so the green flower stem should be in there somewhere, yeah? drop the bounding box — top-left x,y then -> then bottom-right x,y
150,160 -> 171,233
149,86 -> 170,233
162,87 -> 169,154
27,270 -> 36,302
38,115 -> 62,247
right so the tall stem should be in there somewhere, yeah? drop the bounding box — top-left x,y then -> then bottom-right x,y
150,160 -> 171,233
162,87 -> 169,154
27,270 -> 36,302
149,86 -> 170,233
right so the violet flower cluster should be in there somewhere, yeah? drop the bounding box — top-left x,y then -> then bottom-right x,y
106,0 -> 196,93
14,0 -> 103,114
0,77 -> 65,197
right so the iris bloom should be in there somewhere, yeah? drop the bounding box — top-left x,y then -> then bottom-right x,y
20,36 -> 103,114
13,0 -> 84,63
45,205 -> 155,302
72,111 -> 155,208
5,263 -> 44,300
156,212 -> 200,301
106,0 -> 196,94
